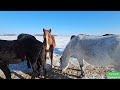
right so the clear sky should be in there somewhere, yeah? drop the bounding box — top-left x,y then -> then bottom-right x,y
0,11 -> 120,35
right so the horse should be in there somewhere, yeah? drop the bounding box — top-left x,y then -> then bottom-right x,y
17,33 -> 38,68
17,33 -> 47,78
0,37 -> 43,79
60,34 -> 120,78
39,40 -> 47,78
43,28 -> 56,68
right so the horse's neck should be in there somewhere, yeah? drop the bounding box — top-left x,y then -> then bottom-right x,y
62,43 -> 71,61
51,35 -> 56,48
41,45 -> 46,55
49,37 -> 52,45
48,35 -> 56,48
43,40 -> 48,52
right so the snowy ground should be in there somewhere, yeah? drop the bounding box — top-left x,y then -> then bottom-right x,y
0,35 -> 115,79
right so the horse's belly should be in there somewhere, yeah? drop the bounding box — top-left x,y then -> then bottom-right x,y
0,53 -> 25,64
83,55 -> 113,66
0,53 -> 16,60
8,58 -> 23,64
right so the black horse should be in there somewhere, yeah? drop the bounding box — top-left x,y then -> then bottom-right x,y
17,33 -> 38,68
17,33 -> 47,78
0,36 -> 43,79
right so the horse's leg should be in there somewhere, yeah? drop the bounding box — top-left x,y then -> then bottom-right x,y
27,60 -> 31,68
43,58 -> 47,79
49,52 -> 52,68
43,62 -> 47,79
30,59 -> 39,79
36,58 -> 41,77
31,63 -> 39,79
78,59 -> 84,78
50,47 -> 54,68
0,63 -> 11,79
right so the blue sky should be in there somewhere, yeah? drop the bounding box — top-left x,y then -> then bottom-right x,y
0,11 -> 120,35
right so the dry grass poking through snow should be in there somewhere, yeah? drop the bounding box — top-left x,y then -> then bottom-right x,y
0,54 -> 115,79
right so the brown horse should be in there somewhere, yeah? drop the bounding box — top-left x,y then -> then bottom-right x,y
43,28 -> 56,68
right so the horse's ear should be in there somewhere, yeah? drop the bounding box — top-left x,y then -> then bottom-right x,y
43,28 -> 45,32
49,29 -> 51,33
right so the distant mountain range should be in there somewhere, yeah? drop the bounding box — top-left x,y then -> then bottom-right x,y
0,34 -> 17,36
34,34 -> 57,36
0,34 -> 58,36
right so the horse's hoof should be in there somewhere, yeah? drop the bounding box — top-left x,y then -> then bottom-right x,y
78,75 -> 82,78
77,75 -> 83,79
31,77 -> 35,79
43,76 -> 47,79
31,75 -> 37,79
78,74 -> 84,79
51,65 -> 54,69
6,77 -> 12,79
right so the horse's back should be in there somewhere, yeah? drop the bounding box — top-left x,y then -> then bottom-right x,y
76,34 -> 119,46
74,35 -> 120,53
70,35 -> 120,66
17,33 -> 43,49
17,33 -> 36,41
0,38 -> 43,61
0,39 -> 20,49
0,39 -> 26,63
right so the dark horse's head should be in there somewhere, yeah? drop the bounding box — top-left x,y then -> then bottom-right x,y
70,35 -> 76,40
